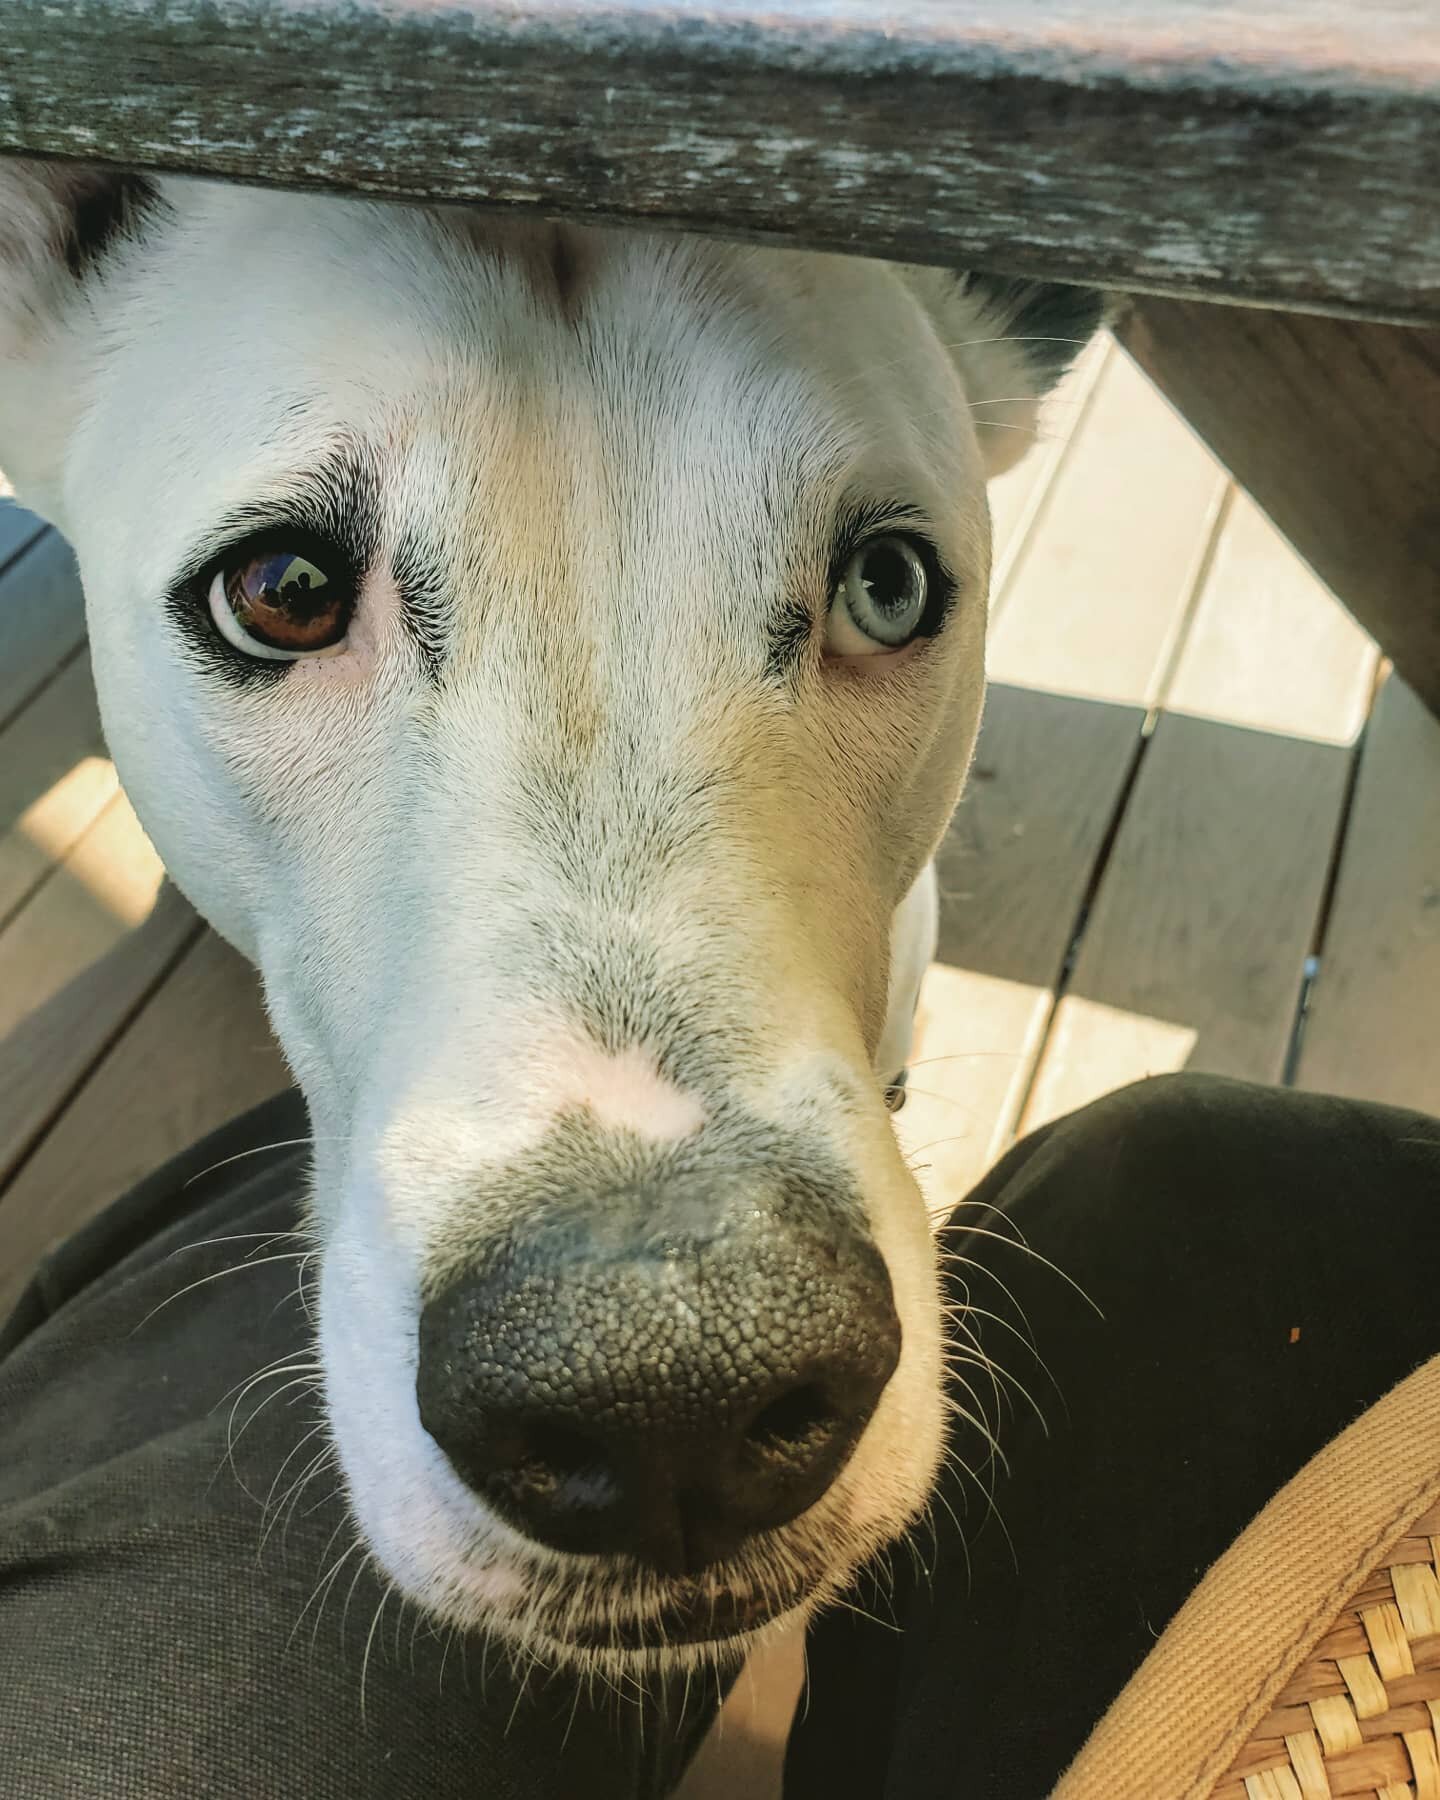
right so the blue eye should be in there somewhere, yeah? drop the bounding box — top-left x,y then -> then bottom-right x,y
828,535 -> 929,655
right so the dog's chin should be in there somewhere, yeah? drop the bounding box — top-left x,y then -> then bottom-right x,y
372,1527 -> 840,1677
341,1454 -> 856,1675
517,1578 -> 820,1676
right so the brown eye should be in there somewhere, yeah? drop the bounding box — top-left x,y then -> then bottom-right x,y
208,548 -> 353,661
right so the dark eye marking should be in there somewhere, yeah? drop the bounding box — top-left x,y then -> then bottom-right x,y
391,527 -> 449,679
764,598 -> 815,680
64,173 -> 160,279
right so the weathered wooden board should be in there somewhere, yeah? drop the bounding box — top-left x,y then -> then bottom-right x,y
0,928 -> 287,1319
1295,676 -> 1440,1116
1022,491 -> 1378,1131
2,2 -> 1438,322
1121,301 -> 1440,716
0,530 -> 87,733
0,792 -> 199,1186
0,652 -> 115,928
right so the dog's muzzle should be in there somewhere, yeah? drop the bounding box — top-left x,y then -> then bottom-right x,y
415,1182 -> 901,1578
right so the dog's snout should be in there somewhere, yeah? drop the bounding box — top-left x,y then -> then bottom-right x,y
415,1209 -> 900,1576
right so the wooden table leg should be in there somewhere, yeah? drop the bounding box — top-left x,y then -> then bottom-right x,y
1118,301 -> 1440,718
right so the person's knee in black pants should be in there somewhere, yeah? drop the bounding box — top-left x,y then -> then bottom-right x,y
787,1072 -> 1440,1799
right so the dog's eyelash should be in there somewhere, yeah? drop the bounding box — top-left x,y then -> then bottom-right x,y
166,584 -> 295,689
177,448 -> 380,591
826,501 -> 953,600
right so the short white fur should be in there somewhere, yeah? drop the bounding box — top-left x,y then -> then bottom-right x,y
0,166 -> 1082,1675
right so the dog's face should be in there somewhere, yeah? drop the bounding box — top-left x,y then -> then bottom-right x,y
0,166 -> 1099,1671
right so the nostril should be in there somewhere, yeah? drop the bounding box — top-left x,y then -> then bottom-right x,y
479,1418 -> 623,1521
527,1421 -> 605,1483
745,1383 -> 840,1461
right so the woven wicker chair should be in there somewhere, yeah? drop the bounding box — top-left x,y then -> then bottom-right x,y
1213,1496 -> 1440,1799
1056,1355 -> 1440,1800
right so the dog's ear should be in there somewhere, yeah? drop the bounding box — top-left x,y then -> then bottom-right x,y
900,267 -> 1109,479
0,160 -> 161,523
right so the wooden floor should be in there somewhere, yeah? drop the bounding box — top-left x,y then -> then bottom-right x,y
3,334 -> 1440,1325
2,335 -> 1439,1792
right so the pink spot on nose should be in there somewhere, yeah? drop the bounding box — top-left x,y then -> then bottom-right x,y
566,1044 -> 706,1142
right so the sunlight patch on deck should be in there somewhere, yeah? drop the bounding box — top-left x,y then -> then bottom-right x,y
2,797 -> 168,1038
15,755 -> 119,864
61,795 -> 167,929
1021,997 -> 1199,1135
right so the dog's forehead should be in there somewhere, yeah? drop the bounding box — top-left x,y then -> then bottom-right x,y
68,188 -> 978,587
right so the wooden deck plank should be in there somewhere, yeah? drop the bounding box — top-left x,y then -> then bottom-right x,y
0,530 -> 87,733
898,352 -> 1232,1201
676,1628 -> 803,1800
0,792 -> 199,1188
1166,491 -> 1378,744
988,336 -> 1111,595
1295,676 -> 1440,1115
1022,493 -> 1379,1131
1021,720 -> 1360,1129
0,929 -> 287,1320
0,496 -> 45,574
987,347 -> 1228,705
0,652 -> 117,928
895,686 -> 1144,1212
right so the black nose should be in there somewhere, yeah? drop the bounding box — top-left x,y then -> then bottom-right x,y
416,1209 -> 901,1575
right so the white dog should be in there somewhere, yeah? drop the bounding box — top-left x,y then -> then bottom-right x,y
0,163 -> 1100,1675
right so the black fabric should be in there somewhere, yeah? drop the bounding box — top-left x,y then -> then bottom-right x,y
786,1074 -> 1440,1798
0,1092 -> 715,1799
2,1074 -> 1438,1798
